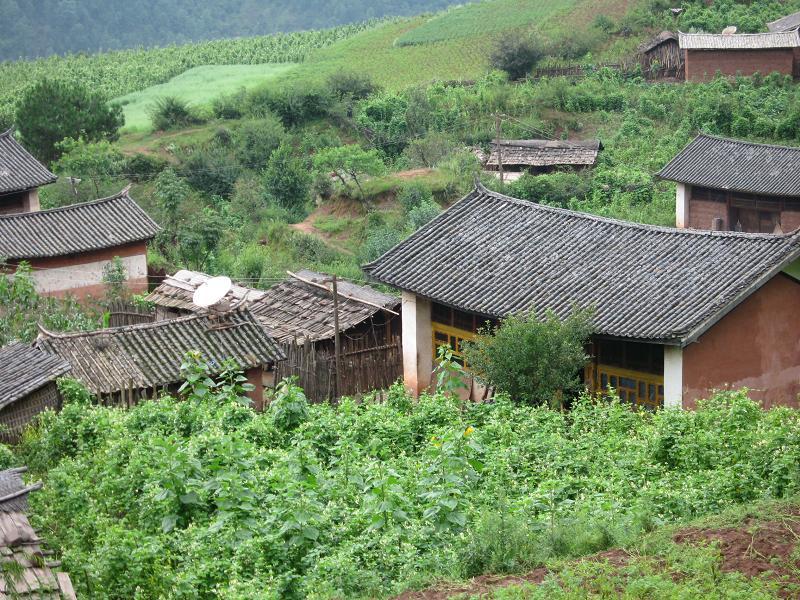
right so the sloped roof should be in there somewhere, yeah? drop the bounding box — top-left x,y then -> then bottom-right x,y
0,129 -> 56,195
767,11 -> 800,32
638,31 -> 678,53
363,185 -> 800,345
0,343 -> 71,411
249,270 -> 400,343
678,30 -> 800,49
146,269 -> 267,312
0,189 -> 160,260
0,467 -> 76,599
36,310 -> 284,395
485,140 -> 601,168
657,134 -> 800,196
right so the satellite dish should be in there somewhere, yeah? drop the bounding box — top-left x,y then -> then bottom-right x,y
721,25 -> 737,35
193,276 -> 232,308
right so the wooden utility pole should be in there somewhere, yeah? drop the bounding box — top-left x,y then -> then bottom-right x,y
495,113 -> 504,186
331,275 -> 342,399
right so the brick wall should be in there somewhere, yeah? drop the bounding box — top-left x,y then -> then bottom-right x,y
685,48 -> 795,82
688,199 -> 727,229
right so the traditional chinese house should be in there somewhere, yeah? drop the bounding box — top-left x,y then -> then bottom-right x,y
0,188 -> 159,298
678,30 -> 800,82
36,309 -> 285,410
0,128 -> 56,215
767,10 -> 800,33
364,184 -> 800,410
484,139 -> 602,180
658,134 -> 800,233
0,343 -> 71,442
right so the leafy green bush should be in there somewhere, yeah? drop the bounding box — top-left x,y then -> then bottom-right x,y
232,116 -> 286,169
489,36 -> 545,81
359,225 -> 405,263
261,141 -> 312,218
148,96 -> 204,131
397,180 -> 434,212
125,152 -> 168,182
407,200 -> 440,230
179,145 -> 241,198
211,87 -> 249,119
246,82 -> 333,126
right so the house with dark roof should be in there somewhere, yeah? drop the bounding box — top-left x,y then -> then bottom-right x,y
36,309 -> 285,410
767,10 -> 800,33
485,140 -> 601,180
0,129 -> 57,215
0,188 -> 159,298
147,269 -> 401,350
678,30 -> 800,81
658,134 -> 800,233
0,343 -> 71,442
0,467 -> 77,598
364,185 -> 800,410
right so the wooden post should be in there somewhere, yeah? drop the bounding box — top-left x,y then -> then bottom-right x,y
332,276 -> 342,400
495,113 -> 504,186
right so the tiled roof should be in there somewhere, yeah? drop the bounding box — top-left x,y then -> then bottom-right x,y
0,129 -> 56,195
767,11 -> 800,32
363,185 -> 800,345
678,30 -> 800,49
0,467 -> 76,599
657,134 -> 800,196
0,189 -> 160,260
249,270 -> 400,343
36,310 -> 284,395
146,269 -> 267,312
485,140 -> 601,168
638,31 -> 678,53
0,343 -> 71,411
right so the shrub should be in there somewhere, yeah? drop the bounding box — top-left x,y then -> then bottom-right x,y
407,200 -> 441,230
489,36 -> 545,81
506,172 -> 591,207
211,88 -> 248,120
246,82 -> 332,126
359,226 -> 404,263
125,152 -> 167,182
312,144 -> 386,198
261,142 -> 312,218
403,131 -> 457,168
233,116 -> 286,169
397,181 -> 434,212
148,96 -> 204,131
327,69 -> 379,102
179,146 -> 241,197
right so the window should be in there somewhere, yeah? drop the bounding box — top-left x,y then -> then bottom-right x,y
430,302 -> 497,367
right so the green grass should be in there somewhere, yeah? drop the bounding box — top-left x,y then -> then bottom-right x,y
395,0 -> 578,46
113,63 -> 296,132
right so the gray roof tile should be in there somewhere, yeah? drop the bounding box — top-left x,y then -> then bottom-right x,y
0,129 -> 56,195
678,30 -> 800,49
486,139 -> 601,168
767,11 -> 800,32
363,185 -> 800,344
0,343 -> 71,410
657,134 -> 800,196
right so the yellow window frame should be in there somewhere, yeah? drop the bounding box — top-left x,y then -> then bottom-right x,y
588,363 -> 664,410
432,322 -> 476,367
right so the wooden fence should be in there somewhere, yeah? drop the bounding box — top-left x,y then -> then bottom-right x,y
275,337 -> 403,403
529,61 -> 680,81
106,300 -> 155,327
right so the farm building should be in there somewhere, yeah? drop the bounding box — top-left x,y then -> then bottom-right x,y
0,188 -> 159,298
0,343 -> 71,442
484,139 -> 602,179
148,269 -> 401,349
0,467 -> 76,598
0,128 -> 56,215
767,10 -> 800,33
636,31 -> 682,76
35,309 -> 285,410
658,134 -> 800,233
363,184 -> 800,410
678,30 -> 800,82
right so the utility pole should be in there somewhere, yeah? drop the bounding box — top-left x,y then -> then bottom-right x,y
331,275 -> 342,400
495,113 -> 504,186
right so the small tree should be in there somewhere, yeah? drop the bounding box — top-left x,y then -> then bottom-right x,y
101,256 -> 128,305
16,78 -> 123,163
312,145 -> 385,199
462,308 -> 594,407
261,142 -> 312,217
54,138 -> 124,196
489,37 -> 545,81
232,116 -> 285,168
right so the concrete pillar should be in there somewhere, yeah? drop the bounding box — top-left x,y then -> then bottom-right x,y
25,189 -> 41,212
401,291 -> 432,396
675,183 -> 689,228
663,346 -> 684,409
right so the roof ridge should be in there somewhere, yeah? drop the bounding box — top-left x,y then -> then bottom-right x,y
694,132 -> 800,153
0,187 -> 135,221
474,183 -> 800,240
0,128 -> 13,139
678,30 -> 798,37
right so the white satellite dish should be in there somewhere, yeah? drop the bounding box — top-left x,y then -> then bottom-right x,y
721,25 -> 737,35
193,276 -> 232,308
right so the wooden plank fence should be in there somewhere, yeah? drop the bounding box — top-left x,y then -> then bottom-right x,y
275,337 -> 403,403
106,300 -> 155,327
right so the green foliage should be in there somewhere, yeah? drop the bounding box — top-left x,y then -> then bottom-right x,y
489,36 -> 546,81
402,131 -> 456,168
148,96 -> 204,131
326,69 -> 379,102
124,152 -> 167,182
101,256 -> 128,305
179,145 -> 241,198
462,309 -> 594,406
397,180 -> 434,211
15,79 -> 123,163
262,142 -> 313,217
247,82 -> 333,126
313,144 -> 386,198
268,378 -> 310,432
232,116 -> 286,169
359,225 -> 405,263
53,138 -> 125,197
505,171 -> 591,207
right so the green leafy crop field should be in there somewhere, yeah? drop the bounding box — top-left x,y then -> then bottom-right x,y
114,64 -> 296,132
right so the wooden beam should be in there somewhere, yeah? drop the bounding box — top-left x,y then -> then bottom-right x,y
285,271 -> 399,316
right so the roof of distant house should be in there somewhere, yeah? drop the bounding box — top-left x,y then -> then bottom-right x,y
0,129 -> 57,195
767,10 -> 800,32
0,188 -> 160,260
0,343 -> 71,411
0,466 -> 76,599
638,31 -> 678,53
36,310 -> 284,395
363,185 -> 800,346
678,30 -> 800,50
146,269 -> 267,312
485,139 -> 602,168
657,134 -> 800,196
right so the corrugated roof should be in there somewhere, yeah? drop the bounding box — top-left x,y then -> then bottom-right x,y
146,269 -> 267,312
0,343 -> 71,411
657,134 -> 800,196
0,129 -> 56,195
0,189 -> 160,259
36,310 -> 284,395
363,185 -> 800,345
767,10 -> 800,32
678,30 -> 800,49
485,140 -> 601,168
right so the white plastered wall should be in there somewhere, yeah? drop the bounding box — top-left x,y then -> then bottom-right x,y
675,183 -> 689,228
663,345 -> 684,409
30,253 -> 148,295
401,291 -> 432,396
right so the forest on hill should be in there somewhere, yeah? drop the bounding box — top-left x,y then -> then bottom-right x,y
0,0 -> 458,60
